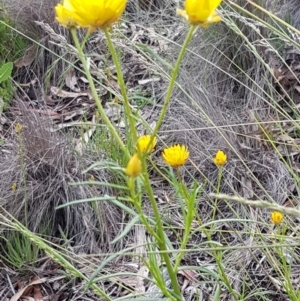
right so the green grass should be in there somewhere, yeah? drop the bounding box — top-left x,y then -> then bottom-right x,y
0,232 -> 41,270
0,75 -> 14,111
0,15 -> 28,62
0,12 -> 28,110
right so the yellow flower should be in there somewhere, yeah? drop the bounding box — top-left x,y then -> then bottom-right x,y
162,144 -> 189,168
125,153 -> 142,177
177,0 -> 222,28
213,150 -> 227,167
271,211 -> 283,225
55,0 -> 128,32
136,135 -> 157,154
11,183 -> 17,191
15,123 -> 23,133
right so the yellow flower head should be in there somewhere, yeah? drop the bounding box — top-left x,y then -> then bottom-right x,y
55,0 -> 127,32
11,183 -> 17,191
125,153 -> 142,177
15,123 -> 23,133
136,135 -> 157,154
162,144 -> 189,168
213,150 -> 227,167
271,211 -> 283,225
177,0 -> 222,28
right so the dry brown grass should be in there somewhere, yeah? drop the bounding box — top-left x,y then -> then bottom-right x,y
0,99 -> 126,253
1,0 -> 300,300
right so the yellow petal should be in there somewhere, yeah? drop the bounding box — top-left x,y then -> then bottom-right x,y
213,150 -> 227,167
55,4 -> 78,28
136,135 -> 157,153
207,11 -> 222,23
55,0 -> 127,30
180,0 -> 222,27
162,144 -> 189,168
270,211 -> 283,225
176,8 -> 189,21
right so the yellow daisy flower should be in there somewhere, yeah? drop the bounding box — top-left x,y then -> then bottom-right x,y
136,135 -> 157,154
177,0 -> 222,28
271,211 -> 283,225
55,0 -> 127,32
162,144 -> 189,168
125,153 -> 142,177
213,150 -> 227,167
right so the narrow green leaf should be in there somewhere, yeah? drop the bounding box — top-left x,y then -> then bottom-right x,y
0,62 -> 13,83
55,196 -> 116,209
111,215 -> 140,244
213,284 -> 221,301
84,245 -> 137,292
136,43 -> 172,69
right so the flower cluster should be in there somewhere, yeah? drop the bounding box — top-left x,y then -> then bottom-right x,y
55,0 -> 223,33
125,135 -> 157,178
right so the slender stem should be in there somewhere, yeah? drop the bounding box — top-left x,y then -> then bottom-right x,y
17,129 -> 27,227
140,157 -> 182,300
245,0 -> 300,36
206,167 -> 238,299
128,176 -> 161,241
80,32 -> 90,50
213,249 -> 239,300
212,167 -> 223,222
133,26 -> 197,297
173,172 -> 194,272
148,25 -> 196,148
149,157 -> 172,184
70,28 -> 129,159
104,28 -> 137,146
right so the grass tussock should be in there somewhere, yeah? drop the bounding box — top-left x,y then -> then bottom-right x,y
0,103 -> 125,254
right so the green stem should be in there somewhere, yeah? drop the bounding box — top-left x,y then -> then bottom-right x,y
70,28 -> 129,159
213,250 -> 239,300
212,167 -> 223,222
206,167 -> 239,299
149,158 -> 172,184
126,160 -> 180,299
134,26 -> 197,296
127,176 -> 160,241
140,157 -> 182,300
174,172 -> 194,272
104,28 -> 138,146
17,130 -> 27,227
149,25 -> 196,147
80,32 -> 90,50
